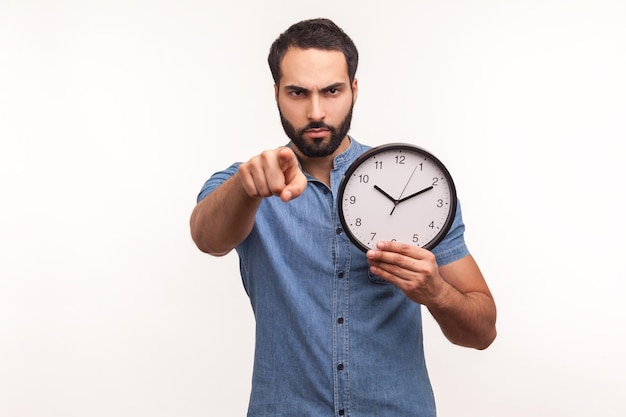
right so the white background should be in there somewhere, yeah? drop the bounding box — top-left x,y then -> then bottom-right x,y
1,1 -> 625,416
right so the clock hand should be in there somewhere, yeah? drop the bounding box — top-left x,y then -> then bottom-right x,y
397,165 -> 419,200
386,165 -> 421,215
373,185 -> 398,204
373,185 -> 401,216
397,186 -> 434,204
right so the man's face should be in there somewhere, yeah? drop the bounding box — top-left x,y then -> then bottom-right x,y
275,48 -> 358,158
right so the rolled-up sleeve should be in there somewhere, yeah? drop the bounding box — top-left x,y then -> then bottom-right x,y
431,199 -> 470,266
196,163 -> 241,203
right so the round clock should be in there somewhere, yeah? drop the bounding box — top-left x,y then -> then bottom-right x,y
338,143 -> 457,252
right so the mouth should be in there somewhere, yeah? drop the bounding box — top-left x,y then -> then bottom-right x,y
304,128 -> 330,139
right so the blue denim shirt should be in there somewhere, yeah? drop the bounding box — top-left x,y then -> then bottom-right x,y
197,138 -> 469,417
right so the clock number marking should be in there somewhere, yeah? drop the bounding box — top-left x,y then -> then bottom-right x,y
432,177 -> 439,186
429,221 -> 435,229
375,161 -> 383,169
412,234 -> 419,243
395,155 -> 406,164
358,174 -> 369,183
370,233 -> 376,241
437,199 -> 444,208
349,196 -> 356,204
355,218 -> 362,227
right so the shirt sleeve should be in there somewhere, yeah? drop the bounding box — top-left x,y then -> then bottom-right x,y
431,199 -> 470,266
196,162 -> 241,203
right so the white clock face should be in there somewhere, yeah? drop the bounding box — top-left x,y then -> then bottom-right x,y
338,144 -> 456,252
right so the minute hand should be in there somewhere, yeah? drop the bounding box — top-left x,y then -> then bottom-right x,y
397,186 -> 434,204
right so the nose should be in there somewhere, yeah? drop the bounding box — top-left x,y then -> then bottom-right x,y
307,94 -> 326,121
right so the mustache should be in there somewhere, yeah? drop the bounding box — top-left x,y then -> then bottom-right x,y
301,121 -> 335,131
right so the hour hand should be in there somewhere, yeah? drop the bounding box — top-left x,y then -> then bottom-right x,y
373,185 -> 398,204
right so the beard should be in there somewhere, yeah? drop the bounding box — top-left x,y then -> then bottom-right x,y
279,103 -> 354,158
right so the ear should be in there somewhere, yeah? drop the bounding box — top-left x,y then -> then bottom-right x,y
351,78 -> 359,104
274,84 -> 279,102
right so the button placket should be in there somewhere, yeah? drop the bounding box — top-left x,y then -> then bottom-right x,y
331,168 -> 351,417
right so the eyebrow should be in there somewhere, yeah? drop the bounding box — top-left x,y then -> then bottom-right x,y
283,82 -> 347,93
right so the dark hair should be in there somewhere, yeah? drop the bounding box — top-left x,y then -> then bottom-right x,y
268,18 -> 359,85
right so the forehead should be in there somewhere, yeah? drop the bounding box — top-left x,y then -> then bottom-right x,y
279,47 -> 349,87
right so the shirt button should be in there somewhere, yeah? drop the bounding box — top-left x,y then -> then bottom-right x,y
338,271 -> 344,279
336,227 -> 342,235
339,410 -> 345,416
323,188 -> 329,194
337,363 -> 344,371
337,317 -> 344,324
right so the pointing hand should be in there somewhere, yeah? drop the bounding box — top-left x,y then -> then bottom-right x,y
238,146 -> 308,202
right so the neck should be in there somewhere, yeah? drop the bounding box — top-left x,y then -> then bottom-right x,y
292,136 -> 350,187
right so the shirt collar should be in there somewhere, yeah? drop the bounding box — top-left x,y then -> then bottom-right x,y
332,136 -> 363,170
287,136 -> 364,177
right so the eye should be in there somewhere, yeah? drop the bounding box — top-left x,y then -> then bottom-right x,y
288,89 -> 306,97
327,88 -> 340,95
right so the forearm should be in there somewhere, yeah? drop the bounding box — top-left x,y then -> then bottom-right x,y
190,173 -> 261,256
426,284 -> 497,350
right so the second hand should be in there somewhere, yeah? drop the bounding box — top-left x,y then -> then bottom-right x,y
391,165 -> 419,215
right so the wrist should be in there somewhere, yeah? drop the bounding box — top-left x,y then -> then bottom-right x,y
426,277 -> 455,311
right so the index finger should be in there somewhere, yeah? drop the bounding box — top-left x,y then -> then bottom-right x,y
277,147 -> 307,201
367,240 -> 434,262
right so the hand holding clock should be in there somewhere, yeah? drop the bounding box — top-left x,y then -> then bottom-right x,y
366,240 -> 448,306
367,239 -> 497,349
